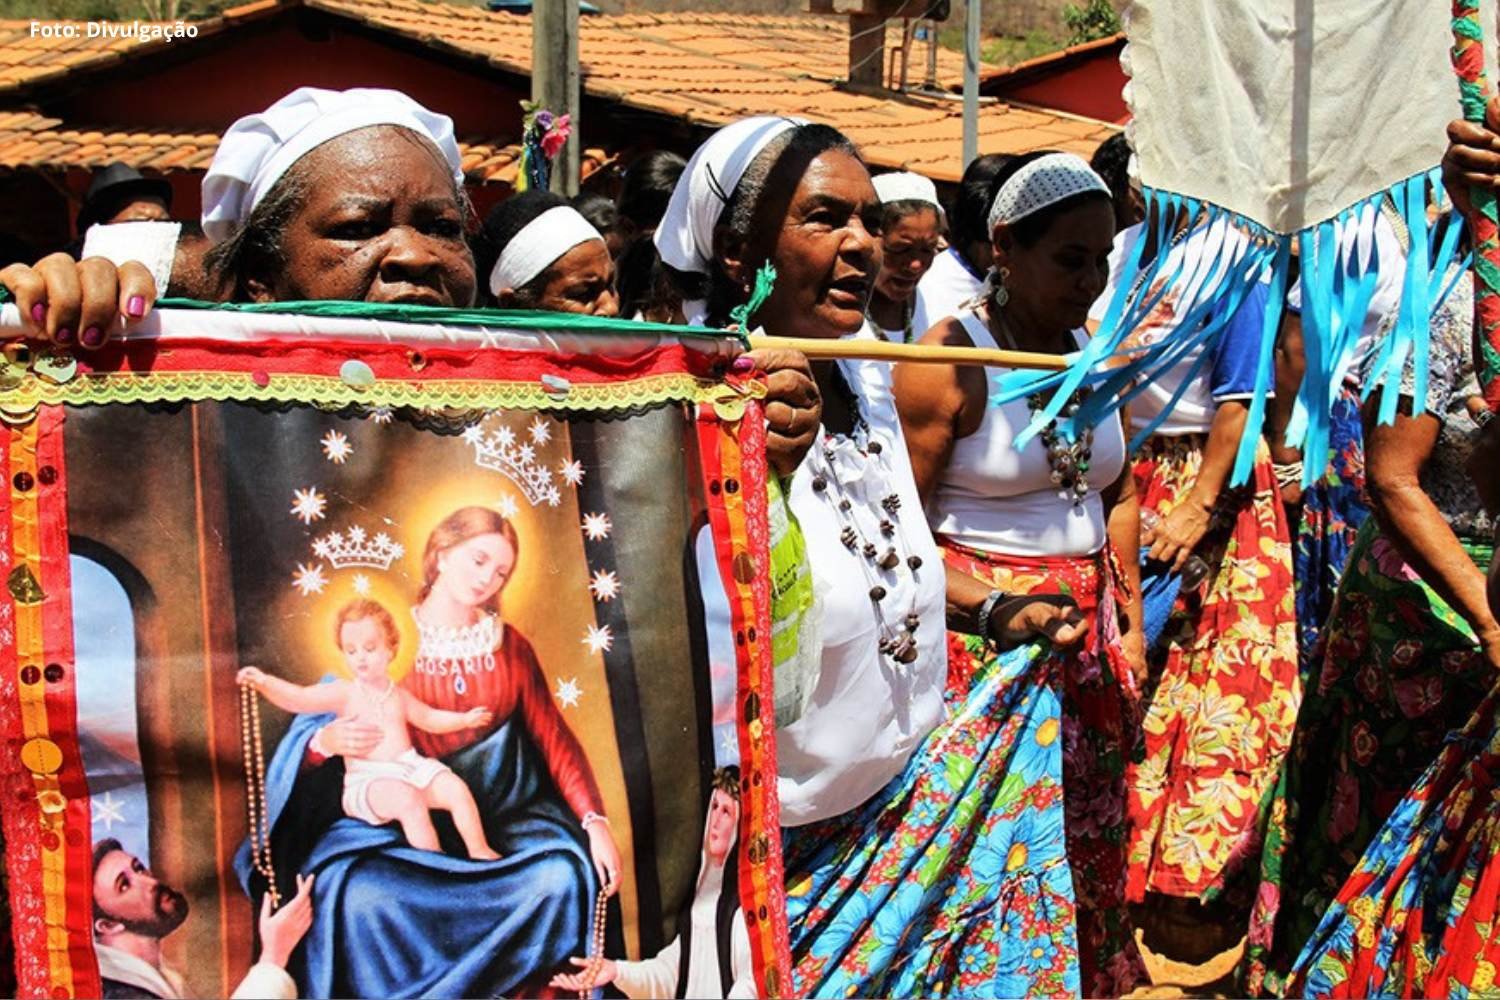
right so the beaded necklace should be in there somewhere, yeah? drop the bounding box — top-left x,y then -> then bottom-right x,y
811,362 -> 925,666
991,307 -> 1095,507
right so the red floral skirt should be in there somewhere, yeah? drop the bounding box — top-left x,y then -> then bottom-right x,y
942,540 -> 1147,997
1125,435 -> 1300,904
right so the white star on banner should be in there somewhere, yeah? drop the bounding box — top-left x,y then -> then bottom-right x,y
352,573 -> 371,596
582,623 -> 614,654
496,494 -> 520,520
92,791 -> 126,831
292,563 -> 327,596
555,676 -> 582,708
529,417 -> 553,445
581,512 -> 612,542
290,487 -> 327,525
560,460 -> 585,487
589,570 -> 621,602
321,430 -> 353,464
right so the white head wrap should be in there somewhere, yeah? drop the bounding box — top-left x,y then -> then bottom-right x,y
202,86 -> 465,244
654,115 -> 807,277
986,152 -> 1110,231
872,171 -> 945,224
488,206 -> 605,296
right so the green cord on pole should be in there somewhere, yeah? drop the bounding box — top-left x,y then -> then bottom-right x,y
730,262 -> 778,331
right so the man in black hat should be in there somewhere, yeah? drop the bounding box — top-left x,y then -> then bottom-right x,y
78,163 -> 174,233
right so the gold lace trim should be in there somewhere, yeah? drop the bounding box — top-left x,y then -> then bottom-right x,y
2,370 -> 762,414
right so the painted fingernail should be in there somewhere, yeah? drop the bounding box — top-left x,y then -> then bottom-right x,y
81,326 -> 105,349
30,303 -> 45,325
126,295 -> 146,319
54,327 -> 74,346
730,355 -> 755,373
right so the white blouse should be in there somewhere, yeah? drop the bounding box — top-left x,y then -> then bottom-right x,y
775,324 -> 948,827
929,310 -> 1126,557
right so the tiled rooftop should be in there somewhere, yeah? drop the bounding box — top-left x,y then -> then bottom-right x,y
0,0 -> 1118,182
0,110 -> 529,182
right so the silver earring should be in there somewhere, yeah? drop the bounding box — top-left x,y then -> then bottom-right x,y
991,268 -> 1010,309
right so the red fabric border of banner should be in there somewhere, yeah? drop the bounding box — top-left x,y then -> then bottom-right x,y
694,399 -> 792,998
72,338 -> 725,387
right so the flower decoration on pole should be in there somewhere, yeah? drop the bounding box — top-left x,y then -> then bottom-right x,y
518,100 -> 573,193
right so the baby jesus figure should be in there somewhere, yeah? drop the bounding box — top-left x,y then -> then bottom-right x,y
238,598 -> 501,860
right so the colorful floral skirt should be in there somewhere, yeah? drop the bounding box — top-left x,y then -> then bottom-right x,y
1247,522 -> 1493,993
783,637 -> 1079,999
1286,674 -> 1500,998
1126,435 -> 1301,905
943,541 -> 1146,997
1293,385 -> 1370,667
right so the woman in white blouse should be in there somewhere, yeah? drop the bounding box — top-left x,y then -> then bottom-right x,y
655,117 -> 1086,998
894,150 -> 1147,998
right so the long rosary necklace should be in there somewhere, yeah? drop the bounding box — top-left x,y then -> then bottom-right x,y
812,363 -> 924,666
574,889 -> 610,999
239,681 -> 282,910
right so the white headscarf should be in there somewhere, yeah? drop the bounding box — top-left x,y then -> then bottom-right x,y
488,205 -> 605,296
872,171 -> 945,225
202,86 -> 465,244
987,152 -> 1109,231
654,115 -> 806,278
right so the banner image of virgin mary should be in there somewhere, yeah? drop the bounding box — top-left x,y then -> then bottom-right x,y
244,504 -> 622,998
32,378 -> 783,1000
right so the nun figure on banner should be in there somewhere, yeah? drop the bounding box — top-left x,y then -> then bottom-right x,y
656,114 -> 1092,999
1097,212 -> 1301,969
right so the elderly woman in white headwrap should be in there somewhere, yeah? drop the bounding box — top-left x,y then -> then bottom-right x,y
866,171 -> 944,344
657,115 -> 1093,998
893,149 -> 1147,997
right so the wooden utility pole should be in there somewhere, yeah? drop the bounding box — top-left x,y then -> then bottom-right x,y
962,0 -> 979,167
847,12 -> 885,88
531,0 -> 580,195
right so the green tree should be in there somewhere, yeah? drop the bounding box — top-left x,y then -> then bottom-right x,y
1060,0 -> 1120,45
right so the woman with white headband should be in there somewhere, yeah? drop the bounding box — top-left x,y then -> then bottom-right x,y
476,189 -> 618,314
866,171 -> 944,344
893,149 -> 1147,997
657,115 -> 1093,997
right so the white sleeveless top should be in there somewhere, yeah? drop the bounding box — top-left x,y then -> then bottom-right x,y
928,310 -> 1126,558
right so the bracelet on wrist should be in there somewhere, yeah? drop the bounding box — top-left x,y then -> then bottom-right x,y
582,811 -> 609,831
976,589 -> 1008,641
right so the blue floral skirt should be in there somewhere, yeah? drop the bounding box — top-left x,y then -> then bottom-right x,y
783,640 -> 1080,999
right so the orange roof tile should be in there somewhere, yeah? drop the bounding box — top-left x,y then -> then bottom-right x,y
0,110 -> 527,182
0,1 -> 1118,183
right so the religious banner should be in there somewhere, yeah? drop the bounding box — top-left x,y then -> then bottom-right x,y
0,304 -> 789,1000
